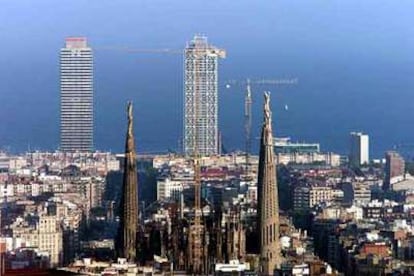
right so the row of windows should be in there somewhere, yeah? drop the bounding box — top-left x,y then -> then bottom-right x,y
60,69 -> 92,72
61,112 -> 93,115
60,56 -> 92,59
61,75 -> 92,78
61,89 -> 93,92
60,62 -> 92,65
61,99 -> 93,101
61,67 -> 92,70
61,100 -> 93,103
61,110 -> 93,113
61,81 -> 92,84
61,108 -> 93,111
60,65 -> 92,68
61,109 -> 93,111
61,126 -> 93,129
61,125 -> 93,128
60,55 -> 92,58
61,111 -> 93,114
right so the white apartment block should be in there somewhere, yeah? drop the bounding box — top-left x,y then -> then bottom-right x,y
275,152 -> 341,167
157,178 -> 183,201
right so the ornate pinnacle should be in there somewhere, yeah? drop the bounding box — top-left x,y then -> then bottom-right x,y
246,79 -> 252,99
127,102 -> 133,138
263,92 -> 273,146
126,102 -> 135,153
258,91 -> 281,273
116,101 -> 139,262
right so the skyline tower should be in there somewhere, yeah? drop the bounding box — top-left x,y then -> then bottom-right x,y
116,102 -> 138,262
183,35 -> 225,156
349,132 -> 369,167
60,37 -> 94,152
257,92 -> 281,274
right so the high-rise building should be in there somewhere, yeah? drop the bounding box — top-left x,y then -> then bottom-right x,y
60,37 -> 93,152
349,132 -> 369,166
116,102 -> 138,262
183,35 -> 225,156
384,151 -> 405,190
257,93 -> 281,274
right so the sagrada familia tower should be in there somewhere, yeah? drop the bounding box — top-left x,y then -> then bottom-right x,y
116,102 -> 139,262
257,92 -> 281,274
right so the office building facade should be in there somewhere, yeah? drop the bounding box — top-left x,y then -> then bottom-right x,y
183,35 -> 225,156
60,37 -> 93,152
384,151 -> 405,190
349,132 -> 369,166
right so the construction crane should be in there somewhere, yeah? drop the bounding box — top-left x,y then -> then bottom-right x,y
244,79 -> 252,174
96,46 -> 226,58
225,78 -> 298,88
95,46 -> 183,55
241,77 -> 297,174
188,43 -> 206,275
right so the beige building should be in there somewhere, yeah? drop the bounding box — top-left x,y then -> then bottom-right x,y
16,215 -> 63,266
294,186 -> 334,211
9,200 -> 83,267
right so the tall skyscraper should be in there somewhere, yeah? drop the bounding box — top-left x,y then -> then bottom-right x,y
116,102 -> 138,262
384,151 -> 405,190
60,37 -> 93,152
349,132 -> 369,166
257,93 -> 281,274
183,35 -> 225,156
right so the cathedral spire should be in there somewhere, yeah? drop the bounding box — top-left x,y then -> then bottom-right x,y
116,101 -> 139,263
257,92 -> 281,274
127,102 -> 135,152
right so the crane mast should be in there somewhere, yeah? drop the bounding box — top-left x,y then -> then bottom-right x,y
244,79 -> 252,174
188,44 -> 205,275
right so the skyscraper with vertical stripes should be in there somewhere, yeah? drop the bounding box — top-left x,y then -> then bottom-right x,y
60,37 -> 93,152
183,35 -> 225,156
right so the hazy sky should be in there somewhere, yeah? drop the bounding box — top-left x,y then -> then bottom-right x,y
1,1 -> 414,156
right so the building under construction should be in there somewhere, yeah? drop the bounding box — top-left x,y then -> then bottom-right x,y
183,35 -> 225,157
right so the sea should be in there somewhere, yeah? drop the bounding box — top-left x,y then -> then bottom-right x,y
1,0 -> 414,159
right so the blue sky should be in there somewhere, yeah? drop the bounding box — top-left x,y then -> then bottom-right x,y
1,1 -> 414,156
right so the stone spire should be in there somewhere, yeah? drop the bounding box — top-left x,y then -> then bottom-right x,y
257,92 -> 281,274
117,102 -> 138,262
